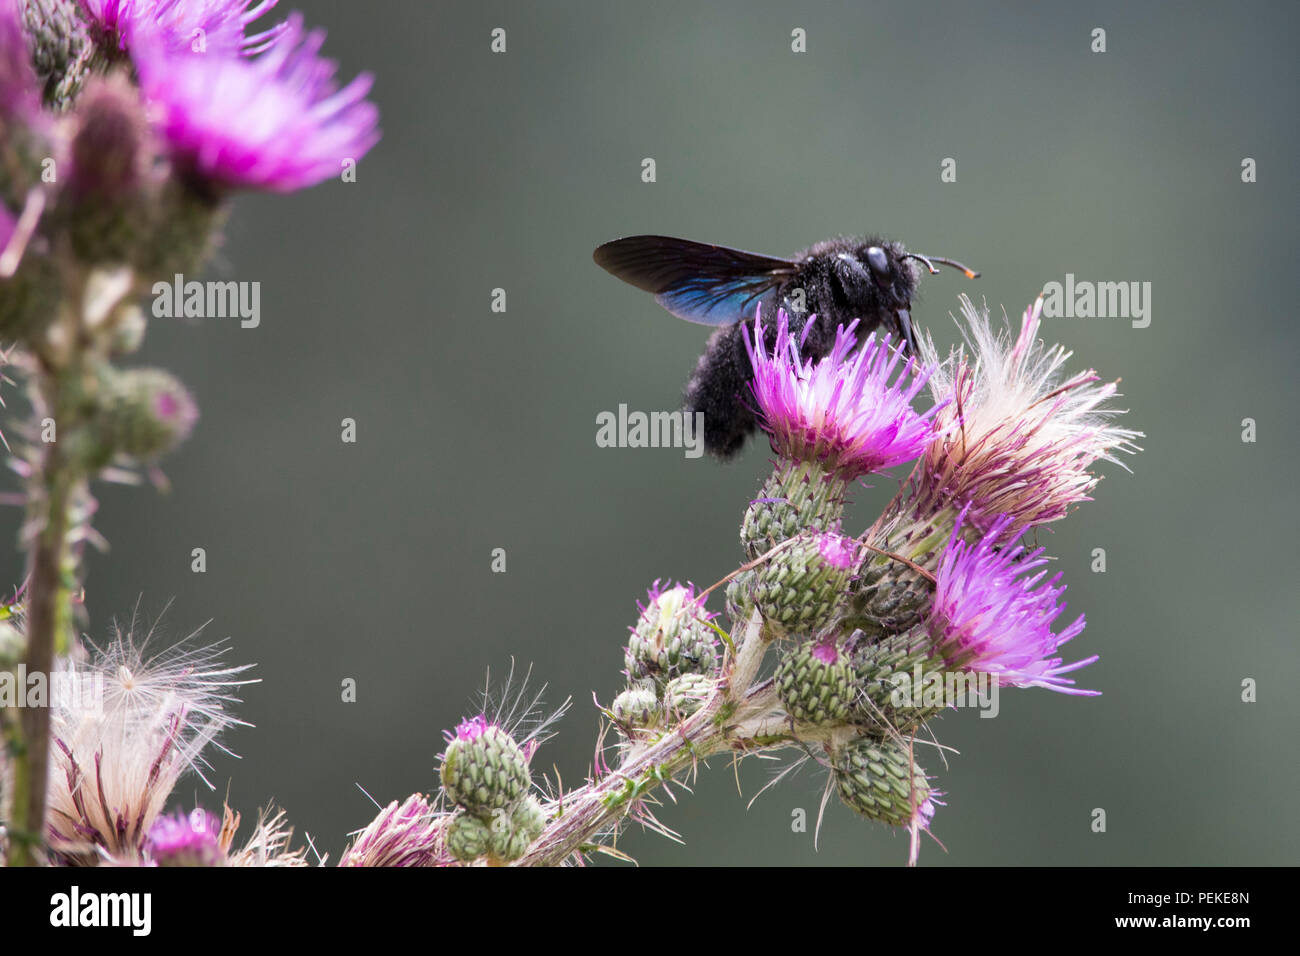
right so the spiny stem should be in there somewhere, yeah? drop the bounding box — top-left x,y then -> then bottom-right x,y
515,612 -> 779,866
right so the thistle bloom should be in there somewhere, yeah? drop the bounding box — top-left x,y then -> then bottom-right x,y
814,529 -> 856,570
146,808 -> 224,866
339,794 -> 446,867
45,624 -> 256,863
929,513 -> 1095,694
80,0 -> 285,56
134,13 -> 379,192
915,295 -> 1141,541
746,309 -> 940,480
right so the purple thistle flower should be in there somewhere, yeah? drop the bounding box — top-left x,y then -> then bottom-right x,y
635,579 -> 716,624
146,808 -> 225,866
446,714 -> 491,742
914,295 -> 1142,541
929,512 -> 1096,695
745,309 -> 941,480
813,530 -> 857,571
339,794 -> 446,867
134,13 -> 379,193
80,0 -> 285,56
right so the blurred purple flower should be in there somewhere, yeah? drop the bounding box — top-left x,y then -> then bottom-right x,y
745,309 -> 940,480
929,512 -> 1095,694
1,0 -> 42,121
135,13 -> 379,192
80,0 -> 285,56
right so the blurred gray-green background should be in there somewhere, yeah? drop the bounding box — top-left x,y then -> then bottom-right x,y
6,0 -> 1298,865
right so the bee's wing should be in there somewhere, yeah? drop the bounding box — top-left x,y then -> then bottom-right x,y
594,235 -> 799,326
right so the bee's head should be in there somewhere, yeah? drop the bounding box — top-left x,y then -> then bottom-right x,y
858,240 -> 918,308
849,240 -> 980,353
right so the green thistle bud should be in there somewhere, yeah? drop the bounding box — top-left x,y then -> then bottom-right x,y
439,717 -> 531,816
848,509 -> 956,638
664,672 -> 714,719
511,795 -> 547,841
833,736 -> 934,828
22,0 -> 94,108
612,682 -> 661,730
624,583 -> 718,686
488,818 -> 532,863
774,639 -> 853,725
848,630 -> 943,733
724,570 -> 755,624
445,811 -> 492,862
97,367 -> 198,463
741,460 -> 846,561
753,530 -> 857,634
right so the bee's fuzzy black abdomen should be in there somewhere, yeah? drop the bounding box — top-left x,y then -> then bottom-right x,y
684,325 -> 757,459
685,310 -> 838,460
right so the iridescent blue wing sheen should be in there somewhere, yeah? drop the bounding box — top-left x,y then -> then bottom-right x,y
594,235 -> 798,326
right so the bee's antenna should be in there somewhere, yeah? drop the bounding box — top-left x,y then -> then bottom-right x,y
903,252 -> 940,275
907,253 -> 980,280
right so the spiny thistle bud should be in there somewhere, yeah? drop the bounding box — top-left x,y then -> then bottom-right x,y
489,819 -> 532,863
724,569 -> 755,623
146,809 -> 225,867
625,582 -> 718,686
511,795 -> 547,841
774,639 -> 853,725
439,716 -> 531,817
833,736 -> 935,830
484,795 -> 547,863
64,75 -> 151,264
445,811 -> 492,862
21,0 -> 92,108
848,629 -> 944,733
753,530 -> 857,634
612,682 -> 661,730
664,672 -> 714,719
848,508 -> 955,638
97,367 -> 199,463
740,459 -> 846,561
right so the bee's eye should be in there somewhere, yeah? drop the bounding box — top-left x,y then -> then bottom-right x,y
866,246 -> 889,276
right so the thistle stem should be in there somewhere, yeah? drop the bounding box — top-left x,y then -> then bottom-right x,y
516,612 -> 781,867
5,331 -> 89,865
6,435 -> 80,865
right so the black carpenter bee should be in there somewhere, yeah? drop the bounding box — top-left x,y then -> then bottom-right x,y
593,234 -> 979,459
